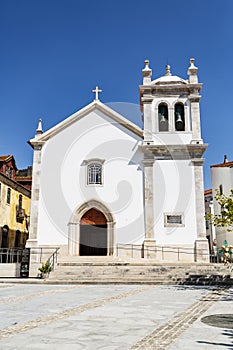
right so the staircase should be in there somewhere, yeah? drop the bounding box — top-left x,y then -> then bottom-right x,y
46,256 -> 233,285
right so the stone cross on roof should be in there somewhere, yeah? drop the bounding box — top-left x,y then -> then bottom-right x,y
92,86 -> 103,101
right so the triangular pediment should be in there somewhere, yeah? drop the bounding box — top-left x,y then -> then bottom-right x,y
29,100 -> 143,147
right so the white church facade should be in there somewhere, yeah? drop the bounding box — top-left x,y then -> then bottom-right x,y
27,58 -> 209,262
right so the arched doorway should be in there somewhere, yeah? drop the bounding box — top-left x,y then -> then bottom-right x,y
80,208 -> 107,256
15,230 -> 21,248
68,200 -> 115,256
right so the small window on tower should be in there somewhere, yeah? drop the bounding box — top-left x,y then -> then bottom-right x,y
158,103 -> 169,132
175,103 -> 185,131
87,163 -> 103,185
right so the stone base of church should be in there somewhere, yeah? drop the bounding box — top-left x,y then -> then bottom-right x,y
194,238 -> 210,262
25,240 -> 210,266
26,238 -> 38,248
143,239 -> 157,259
26,239 -> 39,263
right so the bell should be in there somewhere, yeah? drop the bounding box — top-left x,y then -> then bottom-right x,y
160,114 -> 167,124
176,113 -> 183,124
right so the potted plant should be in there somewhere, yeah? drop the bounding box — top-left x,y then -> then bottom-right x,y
38,260 -> 52,279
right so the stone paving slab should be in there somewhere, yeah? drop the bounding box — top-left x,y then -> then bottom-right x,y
0,284 -> 230,349
168,287 -> 233,349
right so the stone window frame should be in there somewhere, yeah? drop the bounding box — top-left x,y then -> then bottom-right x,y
171,99 -> 190,133
154,99 -> 190,133
158,102 -> 169,132
84,159 -> 105,186
164,212 -> 185,227
174,102 -> 185,131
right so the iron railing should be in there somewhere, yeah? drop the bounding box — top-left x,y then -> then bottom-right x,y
116,243 -> 219,263
0,248 -> 24,263
0,247 -> 60,271
47,248 -> 60,271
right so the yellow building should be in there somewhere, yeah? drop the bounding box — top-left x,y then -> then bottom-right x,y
0,155 -> 31,250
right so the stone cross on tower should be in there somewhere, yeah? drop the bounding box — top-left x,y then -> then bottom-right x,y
92,86 -> 103,101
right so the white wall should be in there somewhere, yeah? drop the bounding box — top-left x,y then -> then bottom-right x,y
37,109 -> 145,246
153,159 -> 197,245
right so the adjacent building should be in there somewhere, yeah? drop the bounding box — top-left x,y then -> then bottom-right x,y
206,156 -> 233,250
0,155 -> 31,254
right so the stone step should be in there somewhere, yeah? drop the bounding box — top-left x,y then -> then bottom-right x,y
51,266 -> 230,275
49,266 -> 233,284
50,271 -> 232,278
44,276 -> 233,285
47,259 -> 233,285
51,272 -> 231,280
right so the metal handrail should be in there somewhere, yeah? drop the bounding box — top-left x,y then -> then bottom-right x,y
28,246 -> 60,263
0,247 -> 60,270
47,247 -> 60,271
116,243 -> 219,262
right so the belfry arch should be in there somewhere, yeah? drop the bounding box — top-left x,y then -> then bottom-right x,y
68,200 -> 115,256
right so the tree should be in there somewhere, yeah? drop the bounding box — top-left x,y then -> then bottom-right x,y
206,189 -> 233,231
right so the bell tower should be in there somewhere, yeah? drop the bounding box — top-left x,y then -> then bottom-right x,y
140,58 -> 209,262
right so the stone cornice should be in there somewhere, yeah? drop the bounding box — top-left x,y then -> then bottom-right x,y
188,94 -> 202,102
142,144 -> 208,160
0,172 -> 31,197
139,83 -> 202,94
140,95 -> 154,103
27,140 -> 46,150
191,158 -> 205,166
142,157 -> 154,166
28,100 -> 143,146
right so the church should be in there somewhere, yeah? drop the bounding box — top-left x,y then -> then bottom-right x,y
27,58 -> 209,262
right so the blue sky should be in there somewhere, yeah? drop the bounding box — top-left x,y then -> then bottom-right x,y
0,0 -> 232,189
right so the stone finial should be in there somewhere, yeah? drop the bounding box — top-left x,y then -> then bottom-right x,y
165,65 -> 172,76
143,60 -> 151,71
188,58 -> 198,83
142,59 -> 152,85
224,154 -> 228,163
36,118 -> 43,136
190,58 -> 197,68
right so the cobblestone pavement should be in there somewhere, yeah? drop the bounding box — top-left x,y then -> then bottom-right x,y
0,283 -> 232,349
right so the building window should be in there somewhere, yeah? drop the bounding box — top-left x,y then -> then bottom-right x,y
0,183 -> 1,201
164,213 -> 184,227
158,103 -> 169,132
1,225 -> 9,248
16,195 -> 25,223
7,188 -> 11,204
88,163 -> 102,185
19,194 -> 22,209
175,103 -> 185,131
15,230 -> 21,248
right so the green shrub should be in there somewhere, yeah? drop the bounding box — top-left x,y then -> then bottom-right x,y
38,261 -> 52,274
